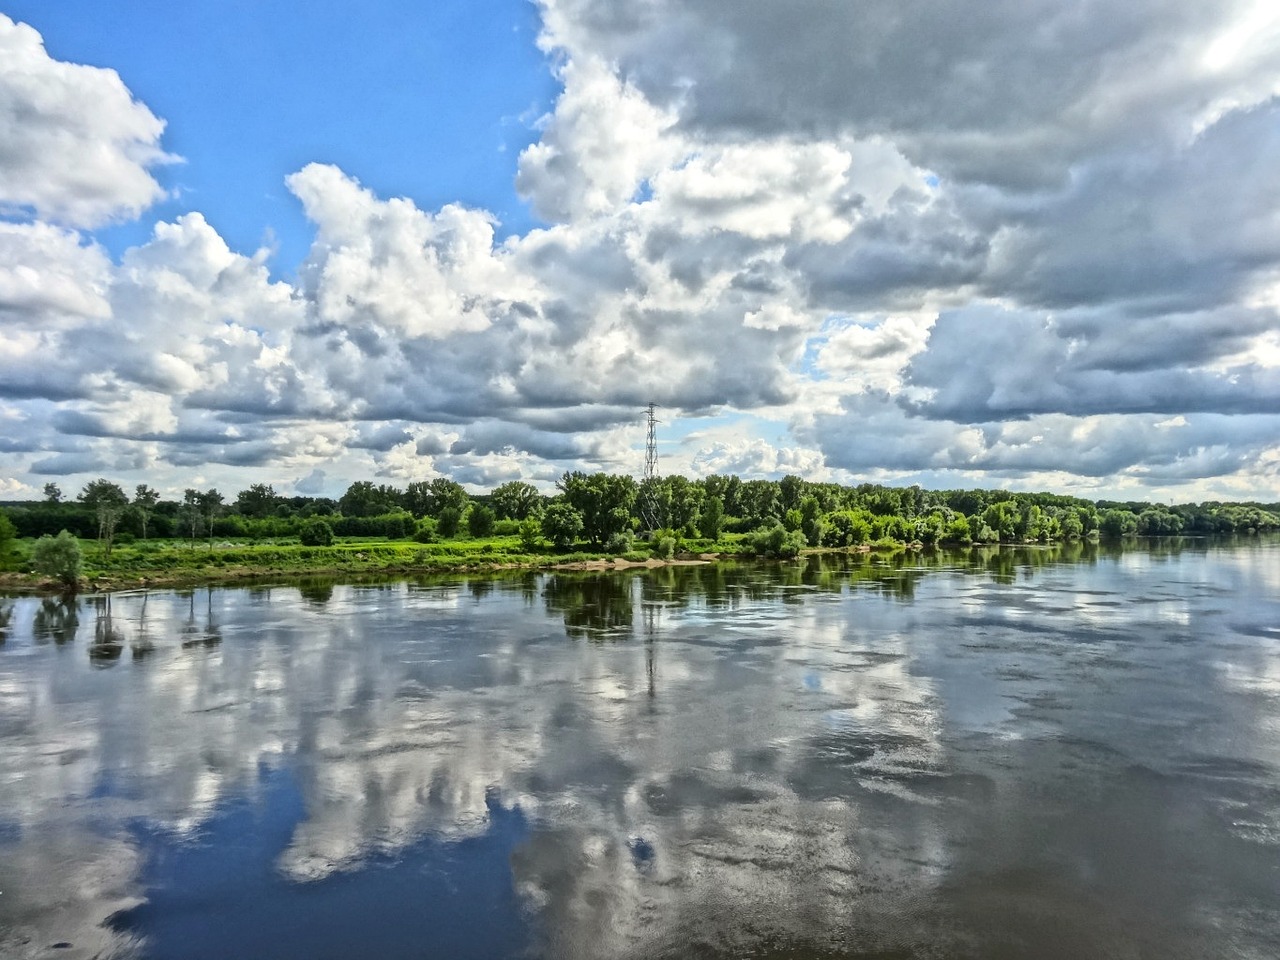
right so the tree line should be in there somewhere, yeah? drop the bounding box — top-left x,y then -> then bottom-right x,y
2,474 -> 1277,561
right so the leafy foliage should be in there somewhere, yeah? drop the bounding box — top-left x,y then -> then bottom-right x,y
32,530 -> 83,587
559,471 -> 636,547
299,518 -> 335,546
79,479 -> 129,556
541,500 -> 585,550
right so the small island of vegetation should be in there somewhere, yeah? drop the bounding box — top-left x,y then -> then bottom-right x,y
1,473 -> 1277,594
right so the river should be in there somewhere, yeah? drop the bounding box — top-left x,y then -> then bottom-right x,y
1,539 -> 1277,959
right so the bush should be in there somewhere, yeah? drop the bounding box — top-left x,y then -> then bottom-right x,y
651,535 -> 677,560
413,517 -> 439,543
750,523 -> 807,559
605,529 -> 634,555
299,518 -> 334,547
518,517 -> 542,551
382,511 -> 414,539
32,530 -> 83,587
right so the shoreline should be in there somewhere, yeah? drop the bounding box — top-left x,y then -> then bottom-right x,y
0,551 -> 748,596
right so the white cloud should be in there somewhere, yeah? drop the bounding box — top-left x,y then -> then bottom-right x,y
516,55 -> 680,222
0,14 -> 172,228
2,6 -> 1280,501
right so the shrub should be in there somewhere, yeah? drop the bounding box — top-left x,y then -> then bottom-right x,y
413,517 -> 439,543
605,529 -> 634,555
518,517 -> 542,551
382,511 -> 414,539
750,523 -> 806,559
32,530 -> 83,587
651,532 -> 677,560
299,518 -> 334,547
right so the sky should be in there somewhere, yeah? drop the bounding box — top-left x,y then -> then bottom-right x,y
1,0 -> 1279,503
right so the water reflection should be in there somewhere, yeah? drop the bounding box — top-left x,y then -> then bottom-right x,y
0,539 -> 1277,959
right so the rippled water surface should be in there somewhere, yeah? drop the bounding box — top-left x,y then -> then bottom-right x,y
1,539 -> 1278,959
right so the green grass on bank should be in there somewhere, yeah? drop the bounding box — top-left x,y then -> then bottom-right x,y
1,531 -> 758,589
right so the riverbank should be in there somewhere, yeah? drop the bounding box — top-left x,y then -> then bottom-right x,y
0,537 -> 773,595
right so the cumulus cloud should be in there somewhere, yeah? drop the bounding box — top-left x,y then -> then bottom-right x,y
2,5 -> 1280,499
536,0 -> 1280,185
517,55 -> 680,222
0,14 -> 172,227
902,304 -> 1280,421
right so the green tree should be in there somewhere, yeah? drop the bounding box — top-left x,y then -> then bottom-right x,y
437,505 -> 464,538
0,513 -> 15,567
663,475 -> 703,534
779,474 -> 805,513
133,484 -> 160,540
32,530 -> 82,588
799,495 -> 824,546
339,481 -> 399,518
467,504 -> 496,538
518,516 -> 543,551
180,489 -> 204,546
1099,508 -> 1139,539
541,500 -> 584,550
698,495 -> 725,540
490,481 -> 541,520
405,478 -> 470,518
558,472 -> 636,548
79,479 -> 129,557
235,483 -> 278,519
982,501 -> 1020,541
42,482 -> 62,504
945,514 -> 973,543
199,489 -> 224,548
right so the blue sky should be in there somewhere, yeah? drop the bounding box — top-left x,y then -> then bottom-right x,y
4,0 -> 556,272
1,1 -> 1278,501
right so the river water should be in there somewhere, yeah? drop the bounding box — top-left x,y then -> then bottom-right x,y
1,539 -> 1277,959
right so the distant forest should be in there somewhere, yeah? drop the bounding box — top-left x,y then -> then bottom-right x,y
3,474 -> 1278,557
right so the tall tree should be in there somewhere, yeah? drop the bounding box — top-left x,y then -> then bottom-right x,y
179,489 -> 204,547
79,479 -> 128,557
339,481 -> 401,518
418,478 -> 469,518
235,483 -> 278,519
558,472 -> 636,548
199,489 -> 224,548
133,484 -> 160,540
42,482 -> 63,504
490,481 -> 541,520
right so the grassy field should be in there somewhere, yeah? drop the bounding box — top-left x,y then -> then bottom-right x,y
0,532 -> 758,593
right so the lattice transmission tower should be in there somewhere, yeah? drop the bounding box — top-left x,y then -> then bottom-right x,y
640,402 -> 661,533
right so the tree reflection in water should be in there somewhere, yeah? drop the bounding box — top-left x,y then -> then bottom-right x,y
31,595 -> 80,645
0,537 -> 1275,960
543,573 -> 636,640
